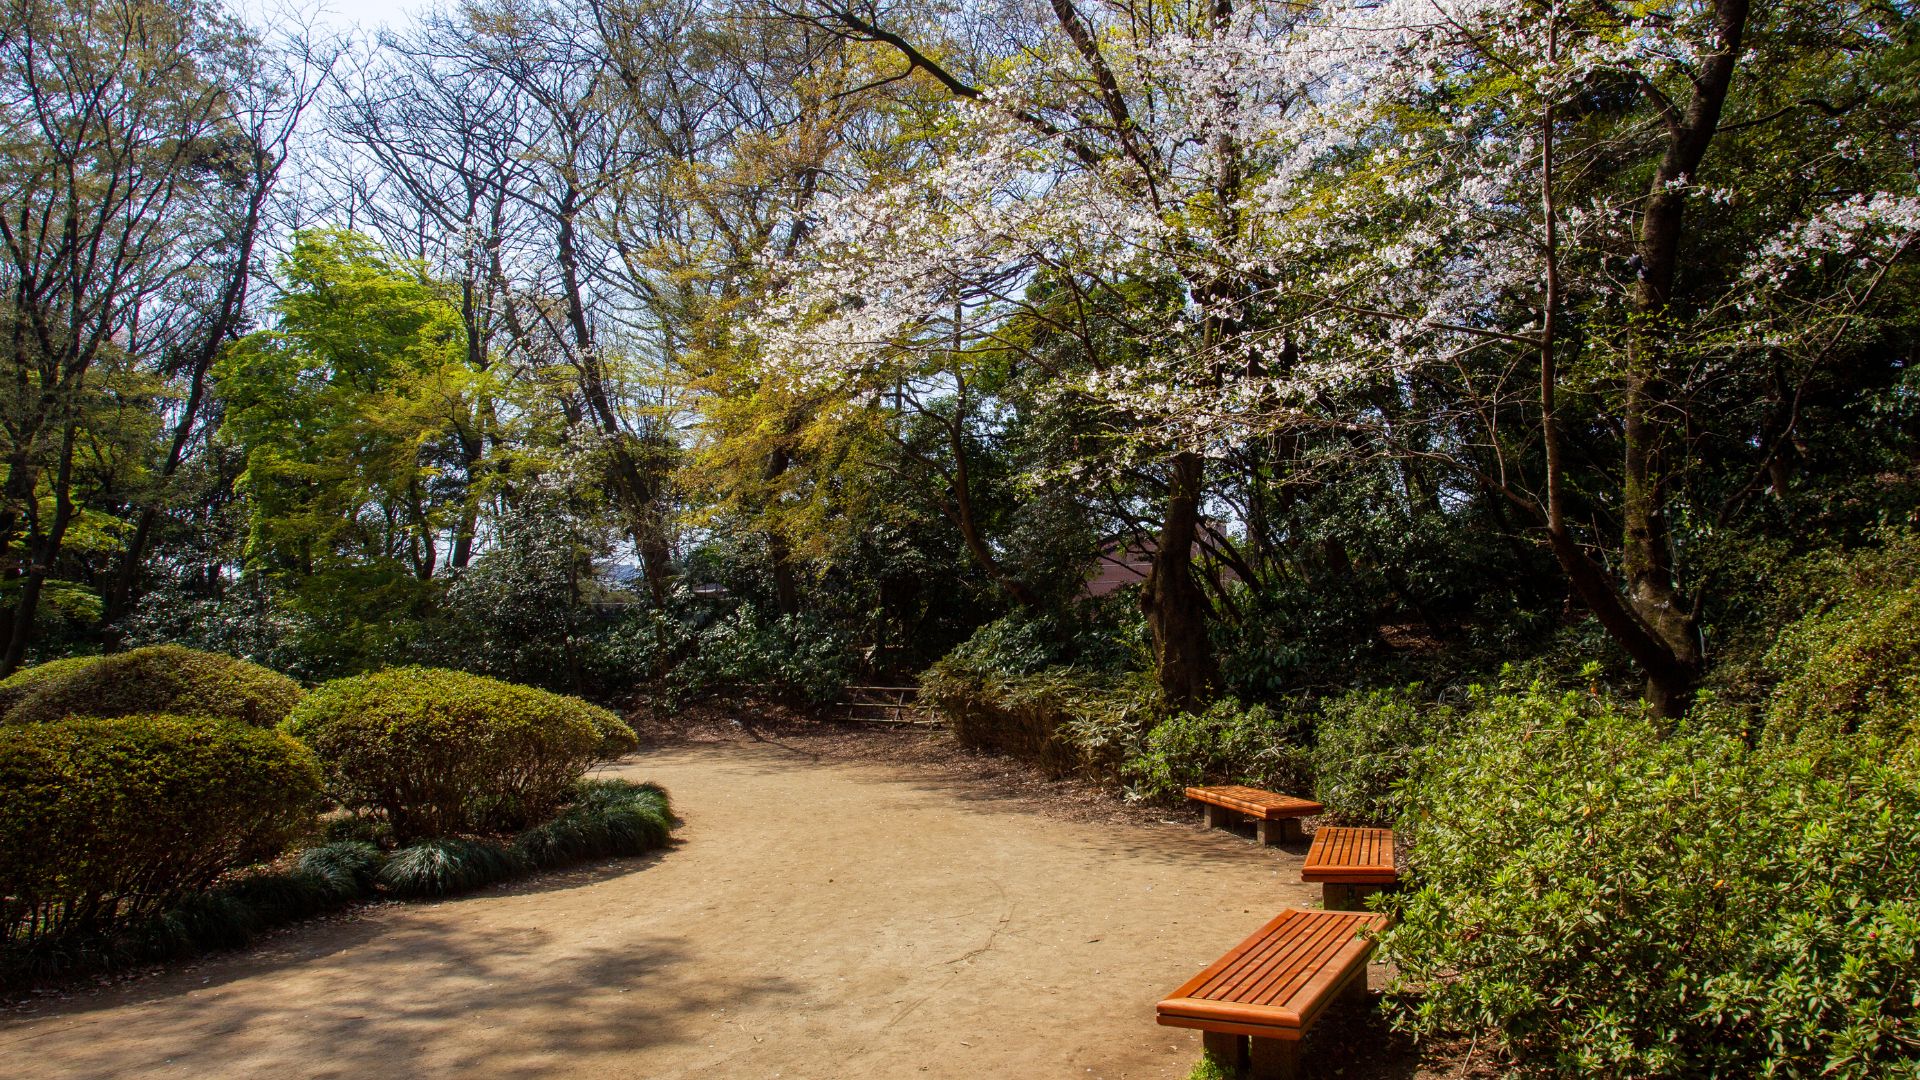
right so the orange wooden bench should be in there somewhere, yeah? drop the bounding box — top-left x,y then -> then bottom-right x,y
1301,826 -> 1399,911
1157,907 -> 1389,1080
1186,785 -> 1323,844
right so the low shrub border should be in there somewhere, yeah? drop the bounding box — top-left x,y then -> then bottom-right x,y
0,779 -> 676,993
1380,686 -> 1920,1077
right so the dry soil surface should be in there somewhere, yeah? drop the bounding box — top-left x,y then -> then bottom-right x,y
0,737 -> 1400,1080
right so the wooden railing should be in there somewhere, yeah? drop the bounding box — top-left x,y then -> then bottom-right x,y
836,685 -> 942,727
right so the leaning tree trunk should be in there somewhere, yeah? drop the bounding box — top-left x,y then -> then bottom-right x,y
1614,0 -> 1750,715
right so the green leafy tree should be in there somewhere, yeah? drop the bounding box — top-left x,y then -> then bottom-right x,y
217,230 -> 490,660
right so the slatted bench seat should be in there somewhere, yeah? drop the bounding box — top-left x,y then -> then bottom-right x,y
1157,907 -> 1389,1080
1301,826 -> 1399,911
1186,785 -> 1324,845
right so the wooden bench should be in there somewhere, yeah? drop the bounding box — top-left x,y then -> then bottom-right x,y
1301,826 -> 1399,911
1186,785 -> 1323,845
1157,907 -> 1389,1080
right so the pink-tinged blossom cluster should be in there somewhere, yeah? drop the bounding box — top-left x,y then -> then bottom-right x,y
754,0 -> 1918,441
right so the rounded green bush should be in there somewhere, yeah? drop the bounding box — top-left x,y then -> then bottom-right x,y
0,645 -> 304,728
0,655 -> 97,718
0,715 -> 322,948
1383,685 -> 1920,1077
284,666 -> 639,840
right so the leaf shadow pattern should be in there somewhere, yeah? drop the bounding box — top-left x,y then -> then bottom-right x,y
0,910 -> 797,1079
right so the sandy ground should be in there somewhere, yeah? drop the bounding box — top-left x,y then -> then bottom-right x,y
0,737 -> 1410,1080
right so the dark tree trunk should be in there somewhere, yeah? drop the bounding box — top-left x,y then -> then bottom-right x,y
1614,0 -> 1749,714
2,424 -> 78,675
1141,452 -> 1217,710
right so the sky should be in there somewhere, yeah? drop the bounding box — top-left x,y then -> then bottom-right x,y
234,0 -> 432,34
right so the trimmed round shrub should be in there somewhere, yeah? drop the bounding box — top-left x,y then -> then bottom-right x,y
0,715 -> 322,947
284,666 -> 639,839
0,655 -> 97,718
1383,686 -> 1920,1077
0,645 -> 304,728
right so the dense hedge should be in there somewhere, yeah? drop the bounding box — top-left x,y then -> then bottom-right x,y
0,646 -> 304,728
1382,686 -> 1920,1077
0,715 -> 321,948
284,667 -> 639,839
1763,539 -> 1920,760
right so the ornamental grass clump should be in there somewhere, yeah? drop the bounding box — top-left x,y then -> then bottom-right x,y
512,780 -> 674,867
0,645 -> 303,728
1382,685 -> 1920,1078
376,838 -> 524,898
0,715 -> 321,949
284,667 -> 638,840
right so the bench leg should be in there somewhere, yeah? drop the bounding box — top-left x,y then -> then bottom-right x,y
1322,882 -> 1354,910
1202,1030 -> 1249,1071
1344,963 -> 1371,1004
1257,817 -> 1304,846
1202,803 -> 1224,830
1248,1036 -> 1301,1080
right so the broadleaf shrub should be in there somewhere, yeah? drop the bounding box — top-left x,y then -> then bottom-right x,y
1763,533 -> 1920,758
921,663 -> 1160,779
1382,686 -> 1920,1077
1311,685 -> 1461,825
0,715 -> 321,948
1122,699 -> 1312,804
284,667 -> 639,839
0,645 -> 304,728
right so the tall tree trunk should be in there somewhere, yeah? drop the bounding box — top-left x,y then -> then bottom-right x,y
554,190 -> 674,604
1141,452 -> 1217,710
1614,0 -> 1749,714
762,445 -> 801,615
107,136 -> 283,622
2,423 -> 78,675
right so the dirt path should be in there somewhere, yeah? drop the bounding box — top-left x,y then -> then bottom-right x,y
0,739 -> 1350,1080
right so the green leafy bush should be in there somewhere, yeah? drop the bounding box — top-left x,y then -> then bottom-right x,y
921,663 -> 1161,779
0,715 -> 321,948
284,667 -> 639,839
0,655 -> 95,718
1383,686 -> 1920,1077
0,645 -> 304,727
1763,533 -> 1920,759
1122,698 -> 1312,803
1311,685 -> 1461,825
940,598 -> 1146,678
